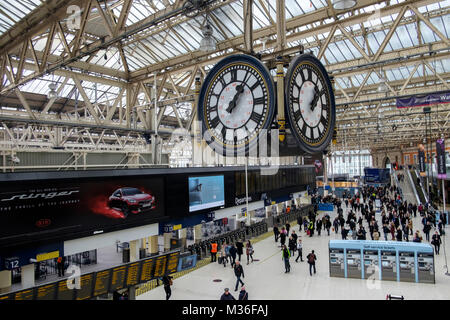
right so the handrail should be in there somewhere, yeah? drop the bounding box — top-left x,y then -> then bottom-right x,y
407,169 -> 421,205
414,169 -> 429,203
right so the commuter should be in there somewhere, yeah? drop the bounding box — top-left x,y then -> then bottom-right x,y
236,240 -> 244,262
413,204 -> 417,217
245,240 -> 254,265
210,241 -> 218,262
238,286 -> 248,300
373,229 -> 380,241
396,227 -> 403,242
220,288 -> 235,300
431,231 -> 442,255
413,230 -> 423,242
390,222 -> 396,240
286,223 -> 291,236
162,274 -> 173,300
281,245 -> 291,273
306,250 -> 317,276
408,219 -> 413,235
280,228 -> 287,247
297,215 -> 303,231
57,256 -> 64,277
356,228 -> 364,240
220,243 -> 228,267
333,217 -> 339,234
291,230 -> 298,243
438,220 -> 444,236
233,261 -> 245,292
295,239 -> 303,262
288,236 -> 296,257
423,222 -> 432,242
273,225 -> 280,242
229,243 -> 237,267
341,227 -> 349,240
316,219 -> 322,236
308,220 -> 314,237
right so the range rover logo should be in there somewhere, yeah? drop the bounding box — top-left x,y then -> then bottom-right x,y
36,219 -> 51,228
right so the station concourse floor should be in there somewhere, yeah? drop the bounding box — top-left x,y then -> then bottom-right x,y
138,204 -> 450,300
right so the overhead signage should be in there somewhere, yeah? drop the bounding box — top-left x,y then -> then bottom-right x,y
436,139 -> 446,179
396,91 -> 450,108
418,144 -> 426,177
36,251 -> 59,262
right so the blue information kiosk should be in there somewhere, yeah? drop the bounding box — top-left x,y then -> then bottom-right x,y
329,240 -> 435,284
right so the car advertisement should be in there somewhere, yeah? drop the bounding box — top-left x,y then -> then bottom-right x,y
0,176 -> 165,247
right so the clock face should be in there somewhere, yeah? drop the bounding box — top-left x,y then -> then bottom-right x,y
285,53 -> 335,153
199,54 -> 275,155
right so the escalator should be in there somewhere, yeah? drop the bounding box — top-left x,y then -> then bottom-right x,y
394,170 -> 417,205
409,170 -> 427,205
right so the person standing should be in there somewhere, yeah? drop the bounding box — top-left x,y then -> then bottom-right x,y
221,243 -> 228,267
57,256 -> 64,277
297,215 -> 303,231
325,218 -> 332,236
220,288 -> 235,300
162,274 -> 173,300
291,230 -> 298,244
316,219 -> 322,236
306,250 -> 317,276
333,217 -> 340,234
210,241 -> 218,262
281,245 -> 291,273
273,225 -> 280,243
295,239 -> 303,262
431,231 -> 442,255
286,223 -> 291,236
396,227 -> 403,242
423,222 -> 432,242
245,240 -> 254,265
288,236 -> 296,257
233,261 -> 245,292
280,227 -> 287,247
235,240 -> 244,262
238,286 -> 248,300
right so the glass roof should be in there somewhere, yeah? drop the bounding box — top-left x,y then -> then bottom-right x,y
1,0 -> 448,114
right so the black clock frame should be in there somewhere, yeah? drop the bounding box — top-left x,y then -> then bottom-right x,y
284,53 -> 336,154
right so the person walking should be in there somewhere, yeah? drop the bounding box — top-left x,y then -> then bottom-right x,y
245,240 -> 254,264
333,217 -> 340,234
233,261 -> 245,292
423,222 -> 432,242
210,241 -> 218,262
220,288 -> 235,300
382,224 -> 389,241
297,215 -> 303,232
306,250 -> 317,276
373,228 -> 380,240
162,274 -> 173,300
396,227 -> 403,242
288,236 -> 296,258
413,230 -> 423,243
229,243 -> 237,267
291,230 -> 298,244
273,225 -> 280,242
235,240 -> 244,262
408,219 -> 413,235
295,239 -> 303,262
238,286 -> 248,300
431,231 -> 442,255
325,218 -> 331,236
316,219 -> 322,236
286,223 -> 291,236
281,245 -> 291,273
220,243 -> 228,267
280,227 -> 287,247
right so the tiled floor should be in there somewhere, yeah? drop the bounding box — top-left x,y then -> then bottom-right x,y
137,203 -> 450,300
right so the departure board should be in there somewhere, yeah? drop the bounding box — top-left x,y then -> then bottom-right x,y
153,255 -> 167,278
140,258 -> 155,282
125,262 -> 141,287
0,294 -> 11,301
36,283 -> 57,300
76,273 -> 94,300
57,280 -> 74,300
166,252 -> 180,275
14,289 -> 34,300
110,266 -> 127,291
93,270 -> 111,296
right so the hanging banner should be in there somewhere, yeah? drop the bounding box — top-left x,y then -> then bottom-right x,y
436,139 -> 446,179
418,144 -> 426,177
396,91 -> 450,108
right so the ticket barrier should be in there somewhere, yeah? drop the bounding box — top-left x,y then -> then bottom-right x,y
346,249 -> 362,279
417,253 -> 435,284
363,250 -> 379,279
381,251 -> 397,281
399,252 -> 415,282
329,248 -> 345,278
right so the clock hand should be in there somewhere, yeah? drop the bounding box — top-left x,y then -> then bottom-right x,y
311,90 -> 319,112
226,85 -> 244,113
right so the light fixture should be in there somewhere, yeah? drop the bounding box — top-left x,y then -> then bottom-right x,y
47,82 -> 58,100
333,0 -> 357,10
199,22 -> 216,52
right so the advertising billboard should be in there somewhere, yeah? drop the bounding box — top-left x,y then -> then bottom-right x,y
188,175 -> 225,212
0,175 -> 165,248
436,139 -> 446,179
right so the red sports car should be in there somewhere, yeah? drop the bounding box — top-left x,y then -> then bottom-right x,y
108,187 -> 155,217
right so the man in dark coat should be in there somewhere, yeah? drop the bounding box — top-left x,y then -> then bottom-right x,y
233,261 -> 245,291
238,286 -> 248,300
229,244 -> 237,267
273,225 -> 280,242
235,240 -> 244,262
431,231 -> 442,254
220,288 -> 235,300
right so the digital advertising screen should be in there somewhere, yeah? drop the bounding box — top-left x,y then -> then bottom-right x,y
188,175 -> 225,212
177,254 -> 197,272
0,174 -> 165,247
